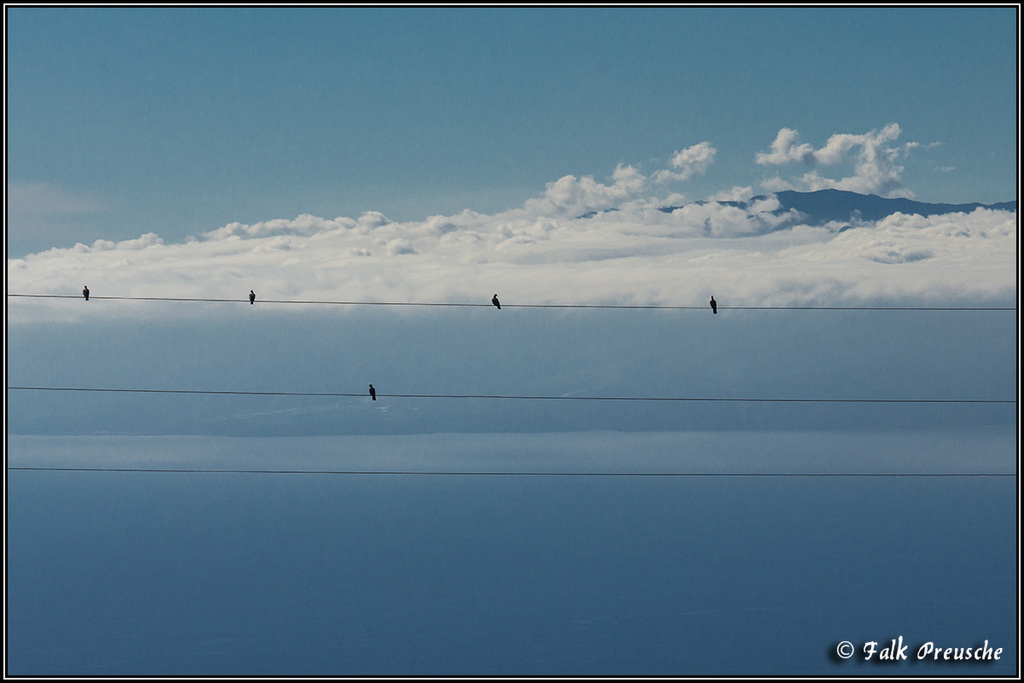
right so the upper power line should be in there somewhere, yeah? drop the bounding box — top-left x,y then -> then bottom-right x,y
6,293 -> 1016,311
7,467 -> 1014,478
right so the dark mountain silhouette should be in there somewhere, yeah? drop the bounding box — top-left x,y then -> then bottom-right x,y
647,189 -> 1015,234
768,189 -> 1016,226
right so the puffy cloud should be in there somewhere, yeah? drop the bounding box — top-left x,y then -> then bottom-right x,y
422,215 -> 458,236
517,146 -> 717,220
386,239 -> 417,256
82,233 -> 164,256
519,163 -> 649,218
201,214 -> 355,241
654,142 -> 717,183
707,186 -> 756,202
357,211 -> 391,229
755,128 -> 816,166
757,123 -> 916,198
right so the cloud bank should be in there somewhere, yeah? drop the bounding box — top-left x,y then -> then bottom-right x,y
7,126 -> 1017,321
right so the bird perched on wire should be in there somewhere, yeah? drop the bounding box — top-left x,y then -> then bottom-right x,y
709,295 -> 717,314
491,294 -> 501,310
249,290 -> 256,305
82,286 -> 90,301
368,384 -> 376,401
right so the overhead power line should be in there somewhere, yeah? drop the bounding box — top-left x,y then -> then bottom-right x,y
6,293 -> 1016,311
7,466 -> 1014,478
6,386 -> 1015,404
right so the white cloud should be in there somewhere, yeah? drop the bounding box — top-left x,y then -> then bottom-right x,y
755,128 -> 816,166
201,214 -> 354,241
358,211 -> 391,229
707,186 -> 755,202
518,163 -> 649,218
756,123 -> 916,198
386,239 -> 417,256
654,142 -> 718,183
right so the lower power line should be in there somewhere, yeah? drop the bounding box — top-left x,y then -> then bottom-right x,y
6,386 -> 1015,403
7,467 -> 1015,477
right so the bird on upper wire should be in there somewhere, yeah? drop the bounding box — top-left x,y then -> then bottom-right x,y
709,295 -> 717,314
82,286 -> 90,301
249,290 -> 256,305
492,294 -> 501,310
368,384 -> 376,401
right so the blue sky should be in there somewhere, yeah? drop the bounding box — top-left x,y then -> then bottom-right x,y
6,6 -> 1018,256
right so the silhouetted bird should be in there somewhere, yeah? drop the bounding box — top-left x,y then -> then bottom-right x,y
709,295 -> 717,314
368,384 -> 376,401
492,294 -> 501,309
249,290 -> 255,305
82,286 -> 90,301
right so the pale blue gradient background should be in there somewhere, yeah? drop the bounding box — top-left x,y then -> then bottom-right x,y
6,7 -> 1017,255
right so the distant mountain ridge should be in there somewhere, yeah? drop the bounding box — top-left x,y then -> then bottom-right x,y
657,188 -> 1016,231
766,189 -> 1015,226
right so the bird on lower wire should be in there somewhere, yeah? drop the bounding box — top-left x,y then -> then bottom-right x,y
368,384 -> 376,401
492,294 -> 501,309
249,290 -> 256,305
709,295 -> 717,314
